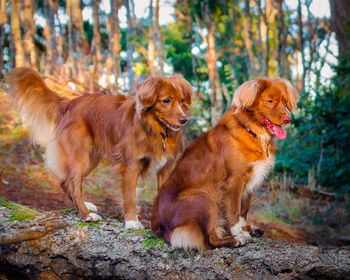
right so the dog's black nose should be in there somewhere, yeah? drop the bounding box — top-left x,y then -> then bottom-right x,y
179,115 -> 187,124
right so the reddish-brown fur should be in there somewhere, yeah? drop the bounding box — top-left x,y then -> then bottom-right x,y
151,77 -> 298,249
7,67 -> 192,226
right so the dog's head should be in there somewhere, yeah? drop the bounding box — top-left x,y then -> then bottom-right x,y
232,77 -> 299,139
136,74 -> 192,132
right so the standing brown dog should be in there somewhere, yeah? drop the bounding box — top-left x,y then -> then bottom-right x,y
151,77 -> 298,249
7,67 -> 192,229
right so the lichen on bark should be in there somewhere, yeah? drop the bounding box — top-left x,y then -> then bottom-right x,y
0,201 -> 349,280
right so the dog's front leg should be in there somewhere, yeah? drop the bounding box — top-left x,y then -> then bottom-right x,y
223,179 -> 251,244
241,192 -> 264,237
120,163 -> 144,230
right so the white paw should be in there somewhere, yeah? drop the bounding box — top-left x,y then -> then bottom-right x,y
125,220 -> 145,230
235,233 -> 247,245
85,213 -> 102,222
84,201 -> 98,212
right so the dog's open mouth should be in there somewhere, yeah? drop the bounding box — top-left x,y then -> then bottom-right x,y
161,118 -> 181,131
261,115 -> 286,139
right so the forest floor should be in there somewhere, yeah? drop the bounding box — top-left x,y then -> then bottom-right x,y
0,84 -> 349,249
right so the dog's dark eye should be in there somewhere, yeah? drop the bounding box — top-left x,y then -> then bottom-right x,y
181,99 -> 185,104
267,100 -> 273,104
162,99 -> 171,104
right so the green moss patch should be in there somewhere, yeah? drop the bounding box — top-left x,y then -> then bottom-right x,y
122,229 -> 168,248
76,221 -> 103,228
0,197 -> 40,222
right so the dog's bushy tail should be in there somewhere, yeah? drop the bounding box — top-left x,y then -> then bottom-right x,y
7,67 -> 69,146
170,220 -> 206,250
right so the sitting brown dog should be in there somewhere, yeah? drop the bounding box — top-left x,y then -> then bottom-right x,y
151,77 -> 298,249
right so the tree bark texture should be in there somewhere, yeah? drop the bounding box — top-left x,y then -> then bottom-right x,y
22,0 -> 37,70
106,0 -> 122,92
330,0 -> 350,56
0,203 -> 349,280
92,0 -> 103,91
9,0 -> 25,67
0,0 -> 7,78
123,0 -> 135,90
70,0 -> 88,83
243,0 -> 256,79
43,0 -> 59,76
155,0 -> 164,75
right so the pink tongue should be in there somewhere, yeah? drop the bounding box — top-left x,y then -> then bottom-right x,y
273,125 -> 286,139
261,115 -> 287,139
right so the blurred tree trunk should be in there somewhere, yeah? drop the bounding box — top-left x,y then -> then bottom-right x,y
195,1 -> 222,125
91,0 -> 102,91
65,0 -> 78,79
70,0 -> 88,83
330,0 -> 350,57
147,0 -> 157,76
123,0 -> 135,90
295,0 -> 304,91
275,0 -> 288,78
106,0 -> 122,92
255,0 -> 264,76
243,0 -> 256,78
22,0 -> 37,70
0,0 -> 7,78
43,0 -> 59,76
155,0 -> 164,75
9,0 -> 25,67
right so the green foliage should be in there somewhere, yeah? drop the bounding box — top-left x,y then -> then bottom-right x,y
275,57 -> 350,194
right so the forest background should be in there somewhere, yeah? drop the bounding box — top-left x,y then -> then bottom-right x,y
0,0 -> 349,247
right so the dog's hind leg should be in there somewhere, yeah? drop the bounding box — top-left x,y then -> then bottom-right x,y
170,193 -> 243,249
58,129 -> 101,222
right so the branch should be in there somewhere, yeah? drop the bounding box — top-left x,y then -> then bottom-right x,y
0,202 -> 349,279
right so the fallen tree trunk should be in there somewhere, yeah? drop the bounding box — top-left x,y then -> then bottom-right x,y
0,202 -> 349,280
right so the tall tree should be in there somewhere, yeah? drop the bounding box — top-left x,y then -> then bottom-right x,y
243,0 -> 256,78
330,0 -> 350,57
91,0 -> 103,91
22,0 -> 37,70
70,0 -> 88,83
0,0 -> 7,77
65,0 -> 78,79
9,0 -> 25,67
275,0 -> 288,78
147,0 -> 157,76
195,0 -> 222,125
155,0 -> 164,75
106,0 -> 122,91
123,0 -> 135,90
43,0 -> 59,75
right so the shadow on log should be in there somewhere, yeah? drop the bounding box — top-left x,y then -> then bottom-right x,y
0,201 -> 349,280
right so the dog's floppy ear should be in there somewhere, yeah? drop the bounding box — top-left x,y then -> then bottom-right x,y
232,78 -> 270,109
170,74 -> 192,105
136,77 -> 163,108
283,79 -> 299,111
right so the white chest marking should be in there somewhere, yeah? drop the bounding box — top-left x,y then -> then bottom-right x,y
155,156 -> 169,171
246,156 -> 275,193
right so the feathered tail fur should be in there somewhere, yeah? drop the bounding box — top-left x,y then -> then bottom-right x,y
7,67 -> 69,146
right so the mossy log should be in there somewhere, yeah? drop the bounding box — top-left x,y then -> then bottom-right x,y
0,201 -> 349,280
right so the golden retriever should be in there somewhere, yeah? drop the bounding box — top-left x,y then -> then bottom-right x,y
7,67 -> 192,229
151,77 -> 298,249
